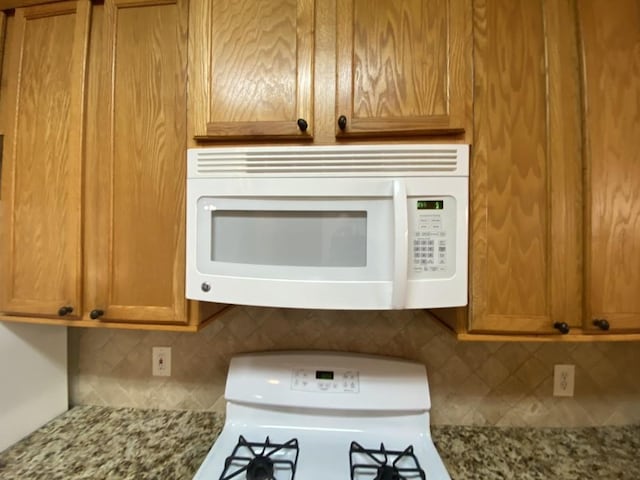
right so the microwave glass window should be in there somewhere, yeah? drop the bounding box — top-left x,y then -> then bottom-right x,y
211,211 -> 367,267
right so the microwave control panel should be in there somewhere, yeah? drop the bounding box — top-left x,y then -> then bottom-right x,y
291,368 -> 360,393
408,197 -> 456,278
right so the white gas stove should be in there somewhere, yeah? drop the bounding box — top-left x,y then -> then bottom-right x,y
194,351 -> 450,480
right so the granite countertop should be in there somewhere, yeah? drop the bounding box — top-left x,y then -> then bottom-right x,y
1,406 -> 639,480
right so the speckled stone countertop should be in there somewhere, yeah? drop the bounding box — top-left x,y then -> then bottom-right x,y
1,406 -> 639,479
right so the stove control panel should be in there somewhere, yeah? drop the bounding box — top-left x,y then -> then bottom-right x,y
291,368 -> 360,393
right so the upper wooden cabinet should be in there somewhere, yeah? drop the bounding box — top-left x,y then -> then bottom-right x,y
83,0 -> 191,325
447,0 -> 640,339
335,0 -> 469,137
0,1 -> 90,318
0,0 -> 225,330
189,0 -> 315,140
189,0 -> 471,141
467,0 -> 583,335
579,0 -> 640,334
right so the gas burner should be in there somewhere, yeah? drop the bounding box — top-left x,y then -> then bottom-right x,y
350,441 -> 426,480
246,455 -> 274,480
219,435 -> 299,480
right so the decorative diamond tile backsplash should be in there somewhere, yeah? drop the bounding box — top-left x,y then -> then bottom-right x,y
68,307 -> 640,426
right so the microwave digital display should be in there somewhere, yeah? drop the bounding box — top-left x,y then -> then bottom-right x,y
417,200 -> 444,210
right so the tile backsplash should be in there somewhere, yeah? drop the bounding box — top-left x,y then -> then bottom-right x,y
69,307 -> 640,427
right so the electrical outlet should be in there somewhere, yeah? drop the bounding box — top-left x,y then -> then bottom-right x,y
152,346 -> 172,377
553,364 -> 575,397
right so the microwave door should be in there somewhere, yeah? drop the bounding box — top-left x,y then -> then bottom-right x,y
190,194 -> 396,309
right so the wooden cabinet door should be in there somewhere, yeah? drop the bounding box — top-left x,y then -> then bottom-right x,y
189,0 -> 314,140
335,0 -> 470,137
0,1 -> 90,318
469,0 -> 583,334
83,0 -> 188,324
580,0 -> 640,333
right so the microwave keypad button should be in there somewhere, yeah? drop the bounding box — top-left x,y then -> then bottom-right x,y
419,214 -> 443,233
413,232 -> 454,273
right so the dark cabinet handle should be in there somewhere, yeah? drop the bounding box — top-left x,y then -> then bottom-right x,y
297,118 -> 308,132
553,322 -> 570,334
58,306 -> 73,316
90,309 -> 105,320
338,115 -> 347,130
593,318 -> 610,331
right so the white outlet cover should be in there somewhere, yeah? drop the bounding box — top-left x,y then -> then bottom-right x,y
553,364 -> 575,397
152,346 -> 172,377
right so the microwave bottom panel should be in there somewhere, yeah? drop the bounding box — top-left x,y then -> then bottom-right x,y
186,276 -> 467,310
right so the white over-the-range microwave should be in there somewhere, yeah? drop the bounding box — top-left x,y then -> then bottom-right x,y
185,144 -> 469,310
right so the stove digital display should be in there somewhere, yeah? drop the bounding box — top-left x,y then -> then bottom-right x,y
315,370 -> 334,380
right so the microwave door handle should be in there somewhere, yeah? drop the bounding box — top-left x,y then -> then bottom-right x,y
392,179 -> 408,309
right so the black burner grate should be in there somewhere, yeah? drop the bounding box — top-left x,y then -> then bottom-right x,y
349,441 -> 426,480
219,435 -> 299,480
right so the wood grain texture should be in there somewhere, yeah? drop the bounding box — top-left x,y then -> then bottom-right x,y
336,0 -> 469,137
580,0 -> 640,332
0,304 -> 233,332
0,12 -> 9,256
469,0 -> 582,334
84,0 -> 189,324
0,1 -> 89,317
0,13 -> 6,101
310,0 -> 337,144
545,0 -> 584,329
456,329 -> 640,342
191,0 -> 314,140
0,0 -> 60,9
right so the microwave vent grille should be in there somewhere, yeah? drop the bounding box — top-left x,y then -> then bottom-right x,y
191,146 -> 467,177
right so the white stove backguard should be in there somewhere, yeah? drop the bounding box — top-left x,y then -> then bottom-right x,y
193,351 -> 451,480
225,351 -> 431,411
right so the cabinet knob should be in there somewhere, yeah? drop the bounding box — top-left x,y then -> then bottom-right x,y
58,306 -> 74,316
297,118 -> 308,132
90,309 -> 105,320
593,318 -> 610,331
337,115 -> 347,131
553,322 -> 570,334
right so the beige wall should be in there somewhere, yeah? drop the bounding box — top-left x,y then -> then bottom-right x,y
69,307 -> 640,427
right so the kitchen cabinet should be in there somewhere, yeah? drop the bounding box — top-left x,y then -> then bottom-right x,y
462,0 -> 584,335
189,0 -> 314,140
579,0 -> 640,334
335,0 -> 469,137
84,0 -> 191,325
189,0 -> 471,141
437,0 -> 640,340
0,1 -> 89,318
0,0 -> 226,330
